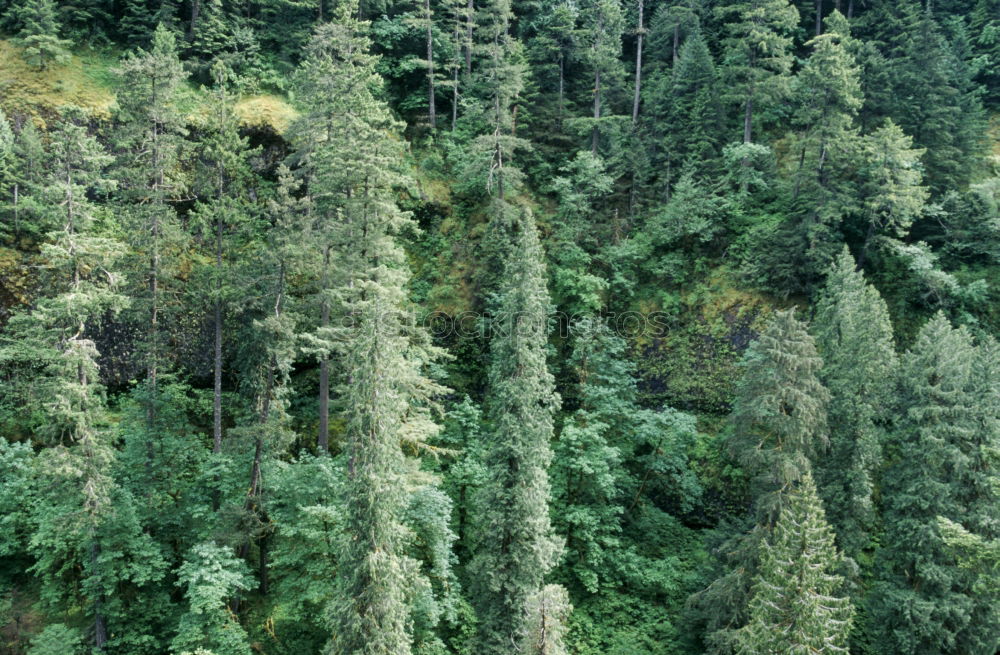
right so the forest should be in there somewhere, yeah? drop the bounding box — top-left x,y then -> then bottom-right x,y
0,0 -> 999,653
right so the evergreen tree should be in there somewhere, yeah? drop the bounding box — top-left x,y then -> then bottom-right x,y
855,119 -> 927,267
695,309 -> 829,654
735,472 -> 854,655
662,27 -> 722,175
579,0 -> 625,152
716,0 -> 798,144
868,313 -> 1000,655
13,0 -> 71,70
292,7 -> 450,655
777,11 -> 863,289
113,23 -> 189,465
811,248 -> 896,561
470,209 -> 563,655
881,4 -> 986,192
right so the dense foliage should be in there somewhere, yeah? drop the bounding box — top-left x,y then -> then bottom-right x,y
0,0 -> 999,654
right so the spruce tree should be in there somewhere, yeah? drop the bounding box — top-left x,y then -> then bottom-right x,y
290,7 -> 449,655
716,0 -> 798,144
663,27 -> 722,174
0,109 -> 153,653
14,0 -> 71,70
579,0 -> 625,152
868,313 -> 1000,655
695,309 -> 829,654
812,248 -> 896,561
856,119 -> 927,267
735,472 -> 854,655
113,23 -> 189,464
470,209 -> 564,655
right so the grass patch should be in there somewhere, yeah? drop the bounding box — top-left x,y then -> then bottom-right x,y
0,40 -> 115,125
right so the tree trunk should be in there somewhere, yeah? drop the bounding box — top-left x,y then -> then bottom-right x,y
425,0 -> 436,129
318,245 -> 331,454
673,23 -> 680,66
452,65 -> 459,130
213,212 -> 223,455
558,52 -> 565,128
91,542 -> 107,651
847,0 -> 854,18
188,0 -> 200,41
592,70 -> 601,152
632,0 -> 644,124
815,0 -> 823,35
743,96 -> 753,144
464,0 -> 474,76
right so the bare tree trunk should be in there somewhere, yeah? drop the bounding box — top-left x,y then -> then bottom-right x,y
558,53 -> 565,128
673,23 -> 680,66
318,0 -> 324,21
847,0 -> 854,18
452,66 -> 459,130
632,0 -> 644,124
743,96 -> 753,144
213,212 -> 223,455
816,0 -> 823,35
318,245 -> 331,454
592,70 -> 601,152
425,0 -> 436,129
464,0 -> 474,76
188,0 -> 200,41
91,543 -> 107,651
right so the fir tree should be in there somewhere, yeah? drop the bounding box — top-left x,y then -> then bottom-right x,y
812,248 -> 896,561
470,209 -> 563,655
735,472 -> 854,655
113,23 -> 189,463
579,0 -> 625,152
868,313 -> 1000,655
14,0 -> 71,70
293,7 -> 449,654
716,0 -> 799,144
695,309 -> 829,655
663,27 -> 722,174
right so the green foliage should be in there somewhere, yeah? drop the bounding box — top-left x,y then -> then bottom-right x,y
12,0 -> 71,71
735,472 -> 853,655
171,543 -> 253,655
812,248 -> 897,560
470,210 -> 562,655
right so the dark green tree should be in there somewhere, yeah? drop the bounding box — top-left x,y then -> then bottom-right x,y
13,0 -> 71,70
868,313 -> 1000,655
716,0 -> 798,144
735,472 -> 854,655
469,209 -> 564,655
812,248 -> 896,561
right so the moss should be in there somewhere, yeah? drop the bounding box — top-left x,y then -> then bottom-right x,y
633,266 -> 780,415
233,94 -> 298,134
0,40 -> 115,125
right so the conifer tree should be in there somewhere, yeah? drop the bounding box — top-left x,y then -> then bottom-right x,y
662,27 -> 721,173
290,8 -> 449,655
716,0 -> 798,144
190,66 -> 255,458
0,109 -> 155,653
781,11 -> 863,287
695,309 -> 829,654
812,248 -> 896,561
868,313 -> 1000,655
735,472 -> 854,655
113,24 -> 188,463
856,119 -> 927,267
470,209 -> 564,655
14,0 -> 71,70
579,0 -> 625,152
881,4 -> 986,192
730,309 -> 829,510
